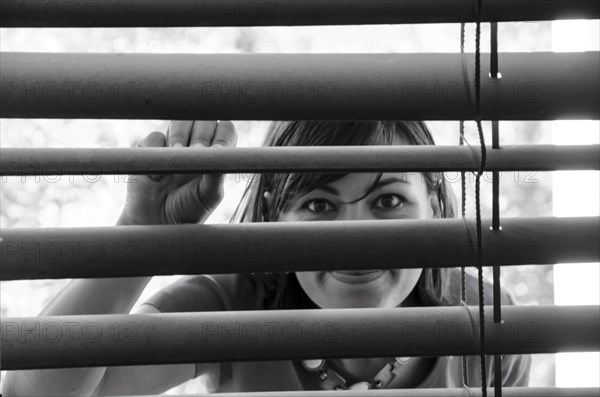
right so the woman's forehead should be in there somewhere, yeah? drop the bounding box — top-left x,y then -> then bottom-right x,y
367,130 -> 410,146
323,171 -> 424,191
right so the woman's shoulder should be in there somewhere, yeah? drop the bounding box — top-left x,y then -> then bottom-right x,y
445,268 -> 520,307
142,273 -> 276,313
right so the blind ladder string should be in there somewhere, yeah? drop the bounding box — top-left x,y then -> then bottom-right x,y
459,20 -> 470,388
474,0 -> 489,394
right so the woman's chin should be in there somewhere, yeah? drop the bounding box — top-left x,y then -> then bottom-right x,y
324,294 -> 385,309
323,271 -> 389,308
297,269 -> 415,309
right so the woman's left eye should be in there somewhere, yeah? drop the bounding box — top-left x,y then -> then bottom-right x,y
374,194 -> 405,209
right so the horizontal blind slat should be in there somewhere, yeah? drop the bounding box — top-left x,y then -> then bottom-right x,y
2,305 -> 598,369
2,52 -> 598,120
1,145 -> 598,175
103,388 -> 600,397
1,0 -> 598,27
1,217 -> 597,280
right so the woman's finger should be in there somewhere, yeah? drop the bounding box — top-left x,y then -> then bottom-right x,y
166,120 -> 194,147
141,131 -> 167,181
145,130 -> 167,147
136,130 -> 166,148
204,121 -> 236,187
211,120 -> 237,148
190,121 -> 218,148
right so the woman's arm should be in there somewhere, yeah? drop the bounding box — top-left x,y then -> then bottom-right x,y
90,304 -> 198,396
2,217 -> 156,396
501,353 -> 532,386
2,301 -> 197,397
2,121 -> 237,396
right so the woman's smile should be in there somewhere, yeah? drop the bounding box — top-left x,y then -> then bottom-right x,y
329,270 -> 385,284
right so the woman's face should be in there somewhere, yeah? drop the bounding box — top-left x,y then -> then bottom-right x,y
272,140 -> 439,308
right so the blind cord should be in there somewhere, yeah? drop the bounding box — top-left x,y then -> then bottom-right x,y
490,20 -> 504,397
474,0 -> 488,393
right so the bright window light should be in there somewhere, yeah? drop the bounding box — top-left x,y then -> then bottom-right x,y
552,19 -> 600,388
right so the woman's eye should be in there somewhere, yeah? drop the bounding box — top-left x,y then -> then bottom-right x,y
374,194 -> 405,209
302,199 -> 334,213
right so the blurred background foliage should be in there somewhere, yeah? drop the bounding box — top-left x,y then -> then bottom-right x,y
1,22 -> 554,390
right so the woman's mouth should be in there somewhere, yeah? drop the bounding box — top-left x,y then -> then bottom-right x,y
329,270 -> 385,284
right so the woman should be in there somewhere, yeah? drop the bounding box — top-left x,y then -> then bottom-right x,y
3,120 -> 530,396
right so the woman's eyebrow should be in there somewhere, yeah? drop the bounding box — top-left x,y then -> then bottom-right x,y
315,177 -> 411,196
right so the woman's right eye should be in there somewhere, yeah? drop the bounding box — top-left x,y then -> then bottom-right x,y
301,198 -> 335,213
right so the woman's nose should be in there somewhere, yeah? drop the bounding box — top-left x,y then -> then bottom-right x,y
337,204 -> 374,221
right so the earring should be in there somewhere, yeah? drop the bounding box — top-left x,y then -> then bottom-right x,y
262,191 -> 271,222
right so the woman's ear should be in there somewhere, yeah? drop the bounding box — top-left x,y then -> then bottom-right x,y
428,191 -> 442,219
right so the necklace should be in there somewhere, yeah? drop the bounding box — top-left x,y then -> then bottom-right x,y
301,357 -> 412,390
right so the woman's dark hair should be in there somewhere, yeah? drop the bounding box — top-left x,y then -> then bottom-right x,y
230,121 -> 457,307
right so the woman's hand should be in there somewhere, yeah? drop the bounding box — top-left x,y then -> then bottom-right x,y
119,120 -> 237,225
